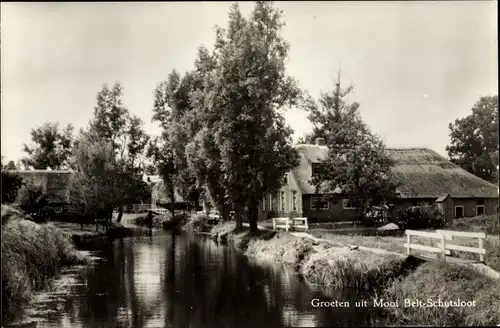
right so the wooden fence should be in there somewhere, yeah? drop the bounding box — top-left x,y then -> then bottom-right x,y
122,204 -> 169,214
404,229 -> 487,262
273,217 -> 309,231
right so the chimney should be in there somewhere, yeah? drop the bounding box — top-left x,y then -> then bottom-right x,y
315,138 -> 326,146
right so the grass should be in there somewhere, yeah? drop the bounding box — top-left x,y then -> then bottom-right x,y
451,214 -> 499,235
1,206 -> 88,323
309,215 -> 500,272
382,260 -> 500,326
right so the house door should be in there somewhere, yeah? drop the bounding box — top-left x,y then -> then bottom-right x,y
477,205 -> 485,216
455,206 -> 464,218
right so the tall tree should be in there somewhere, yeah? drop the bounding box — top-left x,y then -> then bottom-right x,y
3,160 -> 17,170
21,122 -> 74,169
69,130 -> 118,230
446,95 -> 499,183
187,2 -> 301,232
88,82 -> 150,221
307,72 -> 398,219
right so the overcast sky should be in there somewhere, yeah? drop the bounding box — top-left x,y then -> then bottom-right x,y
1,1 -> 497,162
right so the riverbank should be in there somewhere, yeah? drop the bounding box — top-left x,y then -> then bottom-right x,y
1,206 -> 90,323
205,221 -> 500,326
50,221 -> 135,247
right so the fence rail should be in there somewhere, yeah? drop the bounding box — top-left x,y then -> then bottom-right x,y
404,229 -> 486,262
273,217 -> 309,231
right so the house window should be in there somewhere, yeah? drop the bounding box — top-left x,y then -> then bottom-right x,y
262,196 -> 266,211
279,191 -> 286,212
283,173 -> 289,185
312,163 -> 323,176
343,198 -> 360,209
292,191 -> 297,211
455,206 -> 464,218
311,196 -> 329,210
476,205 -> 485,216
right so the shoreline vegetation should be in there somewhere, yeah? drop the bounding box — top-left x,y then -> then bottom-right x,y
1,205 -> 135,324
178,212 -> 500,326
1,205 -> 89,322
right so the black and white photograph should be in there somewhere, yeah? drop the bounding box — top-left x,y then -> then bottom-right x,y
1,1 -> 498,327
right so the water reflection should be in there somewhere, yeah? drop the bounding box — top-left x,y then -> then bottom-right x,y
12,231 -> 387,328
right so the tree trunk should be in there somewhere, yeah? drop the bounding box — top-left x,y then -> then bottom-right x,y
248,197 -> 259,234
169,186 -> 175,219
116,205 -> 124,223
234,204 -> 243,231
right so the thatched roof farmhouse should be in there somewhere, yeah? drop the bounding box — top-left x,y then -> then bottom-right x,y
258,140 -> 499,222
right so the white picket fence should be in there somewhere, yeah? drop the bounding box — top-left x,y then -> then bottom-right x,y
272,217 -> 309,231
404,229 -> 487,262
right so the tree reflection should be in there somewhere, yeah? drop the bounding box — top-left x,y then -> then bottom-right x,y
47,232 -> 388,328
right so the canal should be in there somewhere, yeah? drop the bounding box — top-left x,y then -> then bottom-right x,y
9,230 -> 388,328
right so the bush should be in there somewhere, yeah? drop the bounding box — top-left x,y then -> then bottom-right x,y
451,215 -> 499,235
399,203 -> 444,230
1,170 -> 23,204
183,212 -> 213,233
1,207 -> 87,322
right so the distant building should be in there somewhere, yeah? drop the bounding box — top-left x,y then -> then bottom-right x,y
258,140 -> 499,222
151,180 -> 186,210
13,169 -> 74,204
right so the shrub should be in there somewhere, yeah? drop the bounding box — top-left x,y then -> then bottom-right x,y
183,212 -> 213,233
399,203 -> 444,230
1,208 -> 87,322
1,170 -> 23,204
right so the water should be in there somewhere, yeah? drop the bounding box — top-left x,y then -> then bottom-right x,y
8,231 -> 387,328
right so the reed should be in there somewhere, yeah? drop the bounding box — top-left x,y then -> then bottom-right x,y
1,209 -> 88,323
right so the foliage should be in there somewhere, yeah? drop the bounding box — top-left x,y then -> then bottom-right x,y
1,213 -> 86,322
3,160 -> 18,170
398,202 -> 445,230
16,182 -> 46,206
182,212 -> 215,233
68,130 -> 118,221
382,261 -> 500,326
78,82 -> 150,221
450,214 -> 499,235
183,2 -> 301,232
1,169 -> 23,204
446,95 -> 499,183
150,69 -> 200,217
307,73 -> 398,219
21,122 -> 74,170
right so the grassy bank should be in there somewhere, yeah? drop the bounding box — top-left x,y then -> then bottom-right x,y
50,221 -> 134,247
1,205 -> 89,323
133,211 -> 190,230
208,220 -> 500,326
210,222 -> 409,293
309,215 -> 500,272
382,261 -> 500,326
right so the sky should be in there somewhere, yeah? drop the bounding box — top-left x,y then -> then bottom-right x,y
1,1 -> 498,162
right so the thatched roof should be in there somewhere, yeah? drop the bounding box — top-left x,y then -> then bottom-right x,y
292,144 -> 341,194
151,181 -> 185,203
387,148 -> 498,199
293,144 -> 498,199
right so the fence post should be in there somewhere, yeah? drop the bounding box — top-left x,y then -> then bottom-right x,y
273,218 -> 276,231
440,232 -> 446,261
479,237 -> 485,262
406,232 -> 411,255
285,218 -> 289,232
